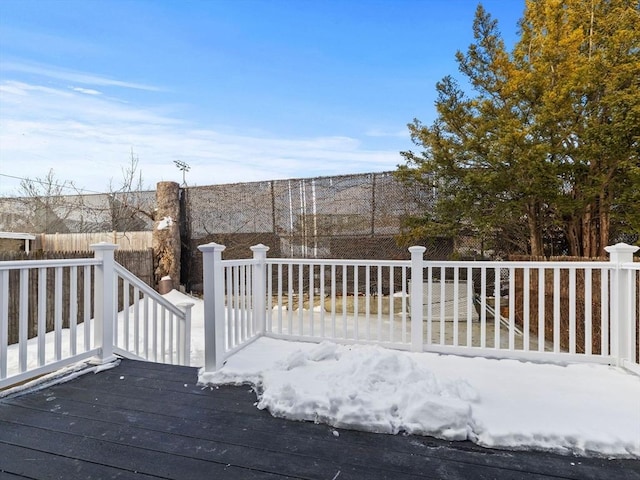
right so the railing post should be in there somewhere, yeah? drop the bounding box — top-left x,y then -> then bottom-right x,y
409,246 -> 426,352
90,242 -> 118,365
198,242 -> 226,372
250,244 -> 270,335
176,302 -> 194,366
605,243 -> 639,367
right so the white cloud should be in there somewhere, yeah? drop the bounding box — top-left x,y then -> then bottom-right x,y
365,128 -> 410,138
0,61 -> 163,92
71,87 -> 102,95
0,79 -> 402,195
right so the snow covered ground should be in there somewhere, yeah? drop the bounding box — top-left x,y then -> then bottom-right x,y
6,289 -> 640,459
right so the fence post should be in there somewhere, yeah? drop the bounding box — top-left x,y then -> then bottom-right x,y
605,242 -> 639,367
198,242 -> 226,372
176,302 -> 194,366
250,244 -> 270,335
409,246 -> 426,352
90,242 -> 118,365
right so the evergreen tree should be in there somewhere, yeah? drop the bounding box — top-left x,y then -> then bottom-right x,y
397,0 -> 639,257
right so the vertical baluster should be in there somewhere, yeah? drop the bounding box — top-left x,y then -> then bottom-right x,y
553,268 -> 561,353
84,266 -> 91,351
19,270 -> 30,370
226,266 -> 233,348
426,266 -> 433,345
288,263 -> 294,335
331,264 -> 337,338
231,266 -> 242,349
246,264 -> 252,337
38,268 -> 47,365
401,266 -> 407,344
320,264 -> 326,338
122,278 -> 129,351
240,265 -> 247,341
439,266 -> 446,345
299,263 -> 305,335
112,272 -> 118,347
143,295 -> 149,359
267,263 -> 273,332
353,265 -> 359,341
508,267 -> 515,351
309,263 -> 315,337
168,312 -> 174,364
365,265 -> 370,341
69,266 -> 78,355
466,267 -> 473,347
523,267 -> 530,351
152,298 -> 158,362
54,267 -> 62,362
494,267 -> 501,349
0,270 -> 8,379
601,269 -> 609,356
388,266 -> 394,343
133,286 -> 140,356
343,264 -> 348,339
452,267 -> 459,347
235,265 -> 242,344
161,307 -> 166,363
377,266 -> 382,341
569,268 -> 577,354
480,267 -> 487,349
277,263 -> 283,334
538,267 -> 545,352
585,268 -> 592,356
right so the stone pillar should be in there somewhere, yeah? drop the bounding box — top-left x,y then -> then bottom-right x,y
153,181 -> 181,291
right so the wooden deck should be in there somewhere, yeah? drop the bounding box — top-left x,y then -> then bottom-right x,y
0,359 -> 638,480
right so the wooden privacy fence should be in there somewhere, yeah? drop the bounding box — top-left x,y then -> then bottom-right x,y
36,231 -> 152,252
0,249 -> 154,345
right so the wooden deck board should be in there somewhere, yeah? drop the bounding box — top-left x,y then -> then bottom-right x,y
1,359 -> 638,480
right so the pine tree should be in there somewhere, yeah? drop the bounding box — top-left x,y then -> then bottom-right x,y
397,0 -> 640,257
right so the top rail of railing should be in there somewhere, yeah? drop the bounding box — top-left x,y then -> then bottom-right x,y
0,258 -> 101,270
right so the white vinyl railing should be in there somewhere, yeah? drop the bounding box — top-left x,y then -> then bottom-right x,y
200,242 -> 639,375
1,243 -> 193,389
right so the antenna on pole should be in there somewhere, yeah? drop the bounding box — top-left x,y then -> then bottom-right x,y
173,160 -> 190,186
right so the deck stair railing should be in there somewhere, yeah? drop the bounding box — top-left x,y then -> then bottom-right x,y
1,243 -> 193,389
200,242 -> 639,376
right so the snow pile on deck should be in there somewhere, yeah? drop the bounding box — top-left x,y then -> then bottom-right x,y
199,337 -> 640,459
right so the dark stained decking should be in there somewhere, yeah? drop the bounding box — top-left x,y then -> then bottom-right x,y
0,359 -> 638,480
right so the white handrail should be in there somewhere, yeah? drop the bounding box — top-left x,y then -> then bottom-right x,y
0,258 -> 100,270
199,242 -> 640,376
114,263 -> 188,319
1,244 -> 194,389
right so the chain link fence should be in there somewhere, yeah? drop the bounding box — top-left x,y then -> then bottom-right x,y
1,171 -> 487,293
186,172 -> 451,256
183,172 -> 462,292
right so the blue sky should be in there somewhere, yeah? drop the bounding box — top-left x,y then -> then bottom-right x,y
0,0 -> 524,195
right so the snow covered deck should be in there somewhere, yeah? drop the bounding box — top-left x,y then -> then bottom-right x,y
1,358 -> 638,480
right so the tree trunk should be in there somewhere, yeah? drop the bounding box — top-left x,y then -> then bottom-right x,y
153,181 -> 181,291
582,205 -> 593,258
565,216 -> 581,257
598,192 -> 610,257
526,201 -> 544,256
